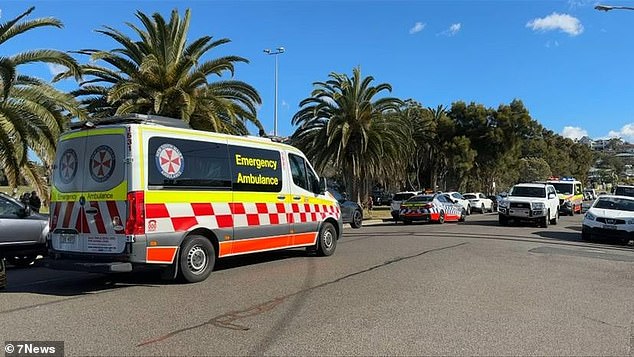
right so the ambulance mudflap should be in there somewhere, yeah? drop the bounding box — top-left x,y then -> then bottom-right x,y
50,129 -> 129,256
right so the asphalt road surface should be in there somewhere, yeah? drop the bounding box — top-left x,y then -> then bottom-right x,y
1,213 -> 633,356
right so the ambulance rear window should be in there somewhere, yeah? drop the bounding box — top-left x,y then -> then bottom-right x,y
148,137 -> 231,189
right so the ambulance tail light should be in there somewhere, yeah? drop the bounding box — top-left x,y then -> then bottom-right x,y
125,191 -> 145,235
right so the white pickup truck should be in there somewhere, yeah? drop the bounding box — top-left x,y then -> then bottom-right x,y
497,183 -> 560,227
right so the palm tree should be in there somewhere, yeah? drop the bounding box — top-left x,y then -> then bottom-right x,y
0,7 -> 83,197
60,9 -> 264,135
291,67 -> 405,203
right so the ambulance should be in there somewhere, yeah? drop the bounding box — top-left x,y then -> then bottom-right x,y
46,114 -> 342,283
546,176 -> 584,216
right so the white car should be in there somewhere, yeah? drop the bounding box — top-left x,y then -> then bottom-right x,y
497,183 -> 560,227
442,192 -> 471,215
463,192 -> 494,213
582,194 -> 634,243
390,191 -> 420,221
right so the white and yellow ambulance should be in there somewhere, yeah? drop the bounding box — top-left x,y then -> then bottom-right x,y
46,114 -> 342,283
546,176 -> 584,216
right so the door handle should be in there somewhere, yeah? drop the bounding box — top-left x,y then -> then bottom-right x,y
293,196 -> 301,200
85,208 -> 98,215
277,195 -> 286,200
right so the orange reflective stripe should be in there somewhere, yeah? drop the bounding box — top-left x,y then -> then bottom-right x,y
146,247 -> 178,263
219,233 -> 317,257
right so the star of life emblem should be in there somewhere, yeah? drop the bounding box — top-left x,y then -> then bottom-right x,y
155,144 -> 184,179
59,149 -> 78,184
89,145 -> 116,183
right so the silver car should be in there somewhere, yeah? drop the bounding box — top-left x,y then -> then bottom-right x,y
0,192 -> 49,267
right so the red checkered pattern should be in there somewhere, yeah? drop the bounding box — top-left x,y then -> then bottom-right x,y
145,202 -> 340,233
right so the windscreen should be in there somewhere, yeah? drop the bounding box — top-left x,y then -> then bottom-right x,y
614,186 -> 634,197
463,194 -> 477,199
393,193 -> 415,201
509,186 -> 545,198
406,195 -> 433,203
551,183 -> 573,195
594,197 -> 634,211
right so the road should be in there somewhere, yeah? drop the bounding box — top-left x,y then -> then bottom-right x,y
1,213 -> 633,356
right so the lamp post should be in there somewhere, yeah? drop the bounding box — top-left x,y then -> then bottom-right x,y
263,47 -> 285,137
595,4 -> 634,11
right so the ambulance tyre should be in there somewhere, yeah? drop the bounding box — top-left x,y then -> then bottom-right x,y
178,235 -> 215,283
316,222 -> 337,257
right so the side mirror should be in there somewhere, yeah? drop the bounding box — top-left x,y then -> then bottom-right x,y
319,177 -> 327,194
548,193 -> 556,199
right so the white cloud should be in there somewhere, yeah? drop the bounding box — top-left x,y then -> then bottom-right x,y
526,12 -> 583,36
562,126 -> 588,140
438,23 -> 461,37
545,40 -> 560,48
47,63 -> 67,76
409,22 -> 425,34
608,124 -> 634,142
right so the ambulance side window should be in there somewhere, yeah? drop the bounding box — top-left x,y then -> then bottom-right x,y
289,154 -> 308,190
229,146 -> 283,192
289,154 -> 319,193
148,137 -> 231,189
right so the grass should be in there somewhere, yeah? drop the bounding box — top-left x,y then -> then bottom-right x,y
364,206 -> 393,220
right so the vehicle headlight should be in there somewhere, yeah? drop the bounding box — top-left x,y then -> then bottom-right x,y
585,212 -> 596,221
627,219 -> 634,225
532,202 -> 545,209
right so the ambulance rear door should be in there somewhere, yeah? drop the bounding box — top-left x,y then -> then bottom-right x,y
50,127 -> 128,255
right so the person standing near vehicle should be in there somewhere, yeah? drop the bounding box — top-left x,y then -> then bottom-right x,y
28,191 -> 41,213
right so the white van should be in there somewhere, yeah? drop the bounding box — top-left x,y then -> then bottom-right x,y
46,114 -> 342,282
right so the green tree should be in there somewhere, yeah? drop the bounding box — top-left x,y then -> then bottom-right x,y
61,9 -> 263,135
0,7 -> 83,196
291,67 -> 405,203
517,157 -> 552,183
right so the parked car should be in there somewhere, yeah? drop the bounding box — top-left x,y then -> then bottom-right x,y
0,258 -> 5,289
463,192 -> 494,213
613,184 -> 634,198
328,189 -> 363,228
582,194 -> 634,243
442,192 -> 471,215
487,195 -> 502,212
0,192 -> 49,267
390,191 -> 420,221
372,191 -> 392,206
399,194 -> 466,224
497,183 -> 559,227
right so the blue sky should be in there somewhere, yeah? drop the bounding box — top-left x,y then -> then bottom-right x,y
2,0 -> 634,141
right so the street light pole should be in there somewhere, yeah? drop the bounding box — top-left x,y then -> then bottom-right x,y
595,4 -> 634,11
263,47 -> 285,137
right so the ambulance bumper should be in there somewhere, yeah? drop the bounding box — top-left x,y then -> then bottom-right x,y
44,259 -> 132,273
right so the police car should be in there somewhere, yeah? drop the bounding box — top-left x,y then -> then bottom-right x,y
399,194 -> 466,224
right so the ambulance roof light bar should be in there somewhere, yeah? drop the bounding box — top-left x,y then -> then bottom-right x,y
70,114 -> 191,130
547,176 -> 577,182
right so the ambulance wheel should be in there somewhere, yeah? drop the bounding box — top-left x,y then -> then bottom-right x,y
459,208 -> 466,222
316,222 -> 337,256
178,235 -> 215,283
437,211 -> 445,224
